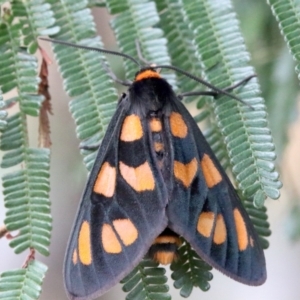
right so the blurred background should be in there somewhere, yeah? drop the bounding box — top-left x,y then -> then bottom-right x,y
2,1 -> 300,299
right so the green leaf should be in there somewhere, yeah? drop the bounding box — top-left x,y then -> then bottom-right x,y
267,0 -> 300,69
0,22 -> 44,116
11,0 -> 59,54
171,241 -> 213,297
181,0 -> 282,211
155,0 -> 203,103
0,260 -> 48,300
0,88 -> 7,131
107,0 -> 177,87
47,0 -> 118,171
3,148 -> 51,255
121,259 -> 171,300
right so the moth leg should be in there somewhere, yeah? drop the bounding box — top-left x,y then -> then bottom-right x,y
178,91 -> 219,100
79,143 -> 100,151
178,74 -> 256,110
223,74 -> 256,92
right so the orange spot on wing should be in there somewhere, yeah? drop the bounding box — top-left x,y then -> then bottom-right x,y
120,115 -> 143,142
102,223 -> 122,254
197,211 -> 215,237
213,214 -> 226,244
78,221 -> 92,265
72,249 -> 78,265
135,69 -> 161,81
154,142 -> 164,152
174,158 -> 198,187
200,154 -> 222,188
153,251 -> 177,265
113,219 -> 138,246
170,112 -> 188,138
93,162 -> 116,197
234,209 -> 248,251
119,161 -> 155,191
150,118 -> 162,132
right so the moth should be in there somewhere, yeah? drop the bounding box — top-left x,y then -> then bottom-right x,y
41,38 -> 266,300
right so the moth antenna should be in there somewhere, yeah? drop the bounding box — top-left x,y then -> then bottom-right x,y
154,64 -> 254,109
135,39 -> 153,66
39,38 -> 141,67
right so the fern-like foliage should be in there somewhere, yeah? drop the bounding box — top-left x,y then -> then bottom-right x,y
243,197 -> 271,249
106,0 -> 177,87
155,0 -> 203,102
267,0 -> 300,77
11,0 -> 59,54
0,89 -> 7,130
0,15 -> 51,257
2,146 -> 51,255
0,260 -> 48,300
181,0 -> 282,206
170,241 -> 212,297
47,0 -> 118,170
0,3 -> 54,299
120,259 -> 170,300
0,0 -> 282,298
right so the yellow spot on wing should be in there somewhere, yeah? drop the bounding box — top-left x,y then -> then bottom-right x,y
213,214 -> 226,244
135,69 -> 161,81
174,158 -> 198,187
113,219 -> 138,246
150,118 -> 162,132
72,249 -> 78,265
234,209 -> 248,251
200,154 -> 222,188
93,162 -> 116,197
170,112 -> 188,138
119,161 -> 155,192
102,223 -> 122,254
197,211 -> 215,237
120,115 -> 143,142
78,221 -> 92,265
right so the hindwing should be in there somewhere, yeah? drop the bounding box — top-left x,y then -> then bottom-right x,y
166,100 -> 266,285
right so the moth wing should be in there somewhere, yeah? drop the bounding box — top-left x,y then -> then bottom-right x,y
166,100 -> 266,285
64,103 -> 168,300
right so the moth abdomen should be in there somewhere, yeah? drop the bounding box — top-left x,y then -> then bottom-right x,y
148,228 -> 182,265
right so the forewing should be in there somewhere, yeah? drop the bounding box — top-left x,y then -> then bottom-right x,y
166,100 -> 266,285
64,103 -> 168,300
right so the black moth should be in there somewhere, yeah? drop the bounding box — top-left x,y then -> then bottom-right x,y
41,38 -> 266,300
